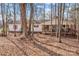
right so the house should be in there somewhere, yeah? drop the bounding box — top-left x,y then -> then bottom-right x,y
31,23 -> 42,32
8,20 -> 42,33
8,20 -> 22,32
8,23 -> 22,33
8,19 -> 75,34
41,19 -> 75,34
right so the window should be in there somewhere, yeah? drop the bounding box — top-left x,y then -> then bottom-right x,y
34,25 -> 39,27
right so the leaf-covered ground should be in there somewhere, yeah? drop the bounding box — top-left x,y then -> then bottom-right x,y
0,33 -> 79,56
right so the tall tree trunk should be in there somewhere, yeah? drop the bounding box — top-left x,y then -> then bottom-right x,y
72,4 -> 76,36
28,3 -> 34,35
44,4 -> 45,33
54,3 -> 57,36
1,4 -> 5,36
76,4 -> 79,41
13,4 -> 16,37
65,4 -> 69,36
31,15 -> 34,36
61,3 -> 65,25
31,4 -> 35,36
56,3 -> 59,38
58,3 -> 62,43
5,4 -> 9,36
20,3 -> 27,36
61,3 -> 65,36
51,3 -> 52,35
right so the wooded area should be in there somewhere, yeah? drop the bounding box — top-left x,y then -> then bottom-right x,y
0,3 -> 79,56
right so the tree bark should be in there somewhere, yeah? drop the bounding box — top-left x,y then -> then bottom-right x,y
1,4 -> 5,36
28,3 -> 34,35
20,3 -> 27,36
58,3 -> 62,43
13,4 -> 16,37
51,3 -> 53,35
44,4 -> 45,33
5,4 -> 9,36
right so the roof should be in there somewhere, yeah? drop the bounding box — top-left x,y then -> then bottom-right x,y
41,19 -> 74,25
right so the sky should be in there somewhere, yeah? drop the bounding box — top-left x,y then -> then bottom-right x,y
0,3 -> 77,22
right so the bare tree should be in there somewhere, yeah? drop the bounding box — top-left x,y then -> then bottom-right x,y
56,4 -> 59,38
13,4 -> 16,37
31,4 -> 36,36
61,3 -> 65,36
5,4 -> 9,36
61,3 -> 65,25
50,3 -> 53,35
44,4 -> 45,33
75,4 -> 79,41
74,4 -> 77,36
58,3 -> 62,43
1,4 -> 5,36
54,3 -> 57,37
28,3 -> 34,35
20,3 -> 27,36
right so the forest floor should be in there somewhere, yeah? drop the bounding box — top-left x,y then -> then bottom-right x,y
0,33 -> 79,56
